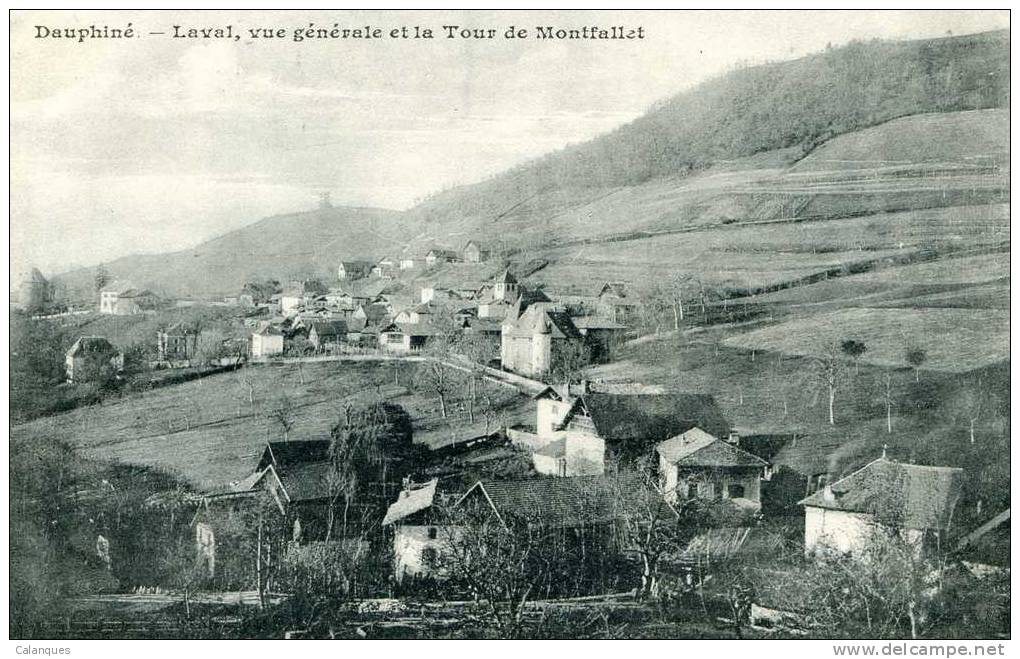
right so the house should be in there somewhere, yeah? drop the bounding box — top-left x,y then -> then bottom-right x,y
425,249 -> 461,267
280,280 -> 328,316
251,325 -> 284,358
308,320 -> 347,351
350,302 -> 390,332
399,253 -> 426,270
595,282 -> 639,325
372,256 -> 397,278
378,322 -> 441,353
556,391 -> 732,463
99,282 -> 158,315
337,260 -> 374,281
382,479 -> 447,581
798,455 -> 964,558
500,302 -> 583,377
394,302 -> 433,325
571,316 -> 627,363
156,323 -> 198,364
192,439 -> 337,583
65,336 -> 124,382
462,240 -> 490,263
656,427 -> 770,510
509,383 -> 604,477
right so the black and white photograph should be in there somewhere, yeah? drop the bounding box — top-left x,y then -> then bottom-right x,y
7,8 -> 1012,645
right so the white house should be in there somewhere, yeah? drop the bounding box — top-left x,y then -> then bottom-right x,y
799,456 -> 964,558
656,427 -> 770,510
251,326 -> 284,358
508,383 -> 603,478
382,479 -> 449,581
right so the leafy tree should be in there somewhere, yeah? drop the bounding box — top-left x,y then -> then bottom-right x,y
905,347 -> 928,382
548,339 -> 591,385
841,339 -> 868,374
94,264 -> 110,294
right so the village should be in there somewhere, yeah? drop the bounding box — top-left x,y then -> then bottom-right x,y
11,233 -> 1009,640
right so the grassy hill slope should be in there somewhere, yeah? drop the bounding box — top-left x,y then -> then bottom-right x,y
54,206 -> 408,300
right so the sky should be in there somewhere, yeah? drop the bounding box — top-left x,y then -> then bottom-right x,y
9,9 -> 1010,280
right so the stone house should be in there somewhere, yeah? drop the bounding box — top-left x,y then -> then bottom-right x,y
656,427 -> 770,510
99,282 -> 158,315
500,302 -> 583,378
382,479 -> 448,582
799,455 -> 964,558
156,323 -> 198,364
251,325 -> 284,358
65,336 -> 124,382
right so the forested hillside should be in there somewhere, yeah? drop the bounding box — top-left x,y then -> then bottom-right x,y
411,30 -> 1008,226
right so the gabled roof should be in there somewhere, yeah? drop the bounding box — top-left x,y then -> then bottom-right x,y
253,325 -> 283,336
339,260 -> 375,269
563,393 -> 731,449
257,439 -> 331,471
66,336 -> 119,358
657,428 -> 769,469
459,475 -> 662,528
382,479 -> 439,526
598,282 -> 629,298
100,280 -> 133,294
572,316 -> 628,330
309,320 -> 347,337
427,248 -> 460,259
494,268 -> 518,285
799,457 -> 964,531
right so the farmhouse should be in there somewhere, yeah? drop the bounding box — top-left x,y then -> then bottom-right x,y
799,455 -> 964,558
426,248 -> 460,266
462,240 -> 490,263
378,322 -> 440,353
656,427 -> 770,510
251,325 -> 284,358
382,479 -> 448,582
394,302 -> 433,325
500,302 -> 583,378
280,280 -> 328,316
65,336 -> 124,382
308,320 -> 347,351
557,392 -> 732,463
337,260 -> 374,280
372,256 -> 397,278
156,322 -> 198,365
595,282 -> 639,325
99,281 -> 158,315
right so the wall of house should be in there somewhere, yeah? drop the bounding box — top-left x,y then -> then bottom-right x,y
663,464 -> 762,507
533,452 -> 565,477
393,524 -> 448,581
804,507 -> 877,556
564,432 -> 605,476
537,398 -> 572,437
252,334 -> 284,357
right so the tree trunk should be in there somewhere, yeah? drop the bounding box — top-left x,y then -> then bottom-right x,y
438,393 -> 448,419
969,417 -> 975,444
828,386 -> 836,425
887,402 -> 892,434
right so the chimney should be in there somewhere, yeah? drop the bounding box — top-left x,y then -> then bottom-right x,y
727,429 -> 740,445
823,484 -> 835,503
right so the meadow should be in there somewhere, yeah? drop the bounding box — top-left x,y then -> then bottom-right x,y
11,361 -> 530,492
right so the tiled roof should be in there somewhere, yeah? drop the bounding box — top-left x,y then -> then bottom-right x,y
463,476 -> 639,528
799,457 -> 964,530
658,428 -> 769,469
505,304 -> 582,339
382,479 -> 438,526
66,336 -> 119,358
494,268 -> 518,284
564,393 -> 731,451
572,316 -> 628,330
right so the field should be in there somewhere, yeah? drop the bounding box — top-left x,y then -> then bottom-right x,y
721,307 -> 1008,372
11,361 -> 530,492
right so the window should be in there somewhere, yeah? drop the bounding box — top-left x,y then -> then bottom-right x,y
427,527 -> 438,540
728,483 -> 746,499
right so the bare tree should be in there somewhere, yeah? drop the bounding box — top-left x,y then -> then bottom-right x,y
268,393 -> 296,441
811,341 -> 850,426
435,500 -> 559,639
883,372 -> 894,434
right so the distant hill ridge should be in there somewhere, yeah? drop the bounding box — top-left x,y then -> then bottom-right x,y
51,29 -> 1009,298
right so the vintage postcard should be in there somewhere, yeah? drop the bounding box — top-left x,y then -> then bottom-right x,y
8,8 -> 1011,645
